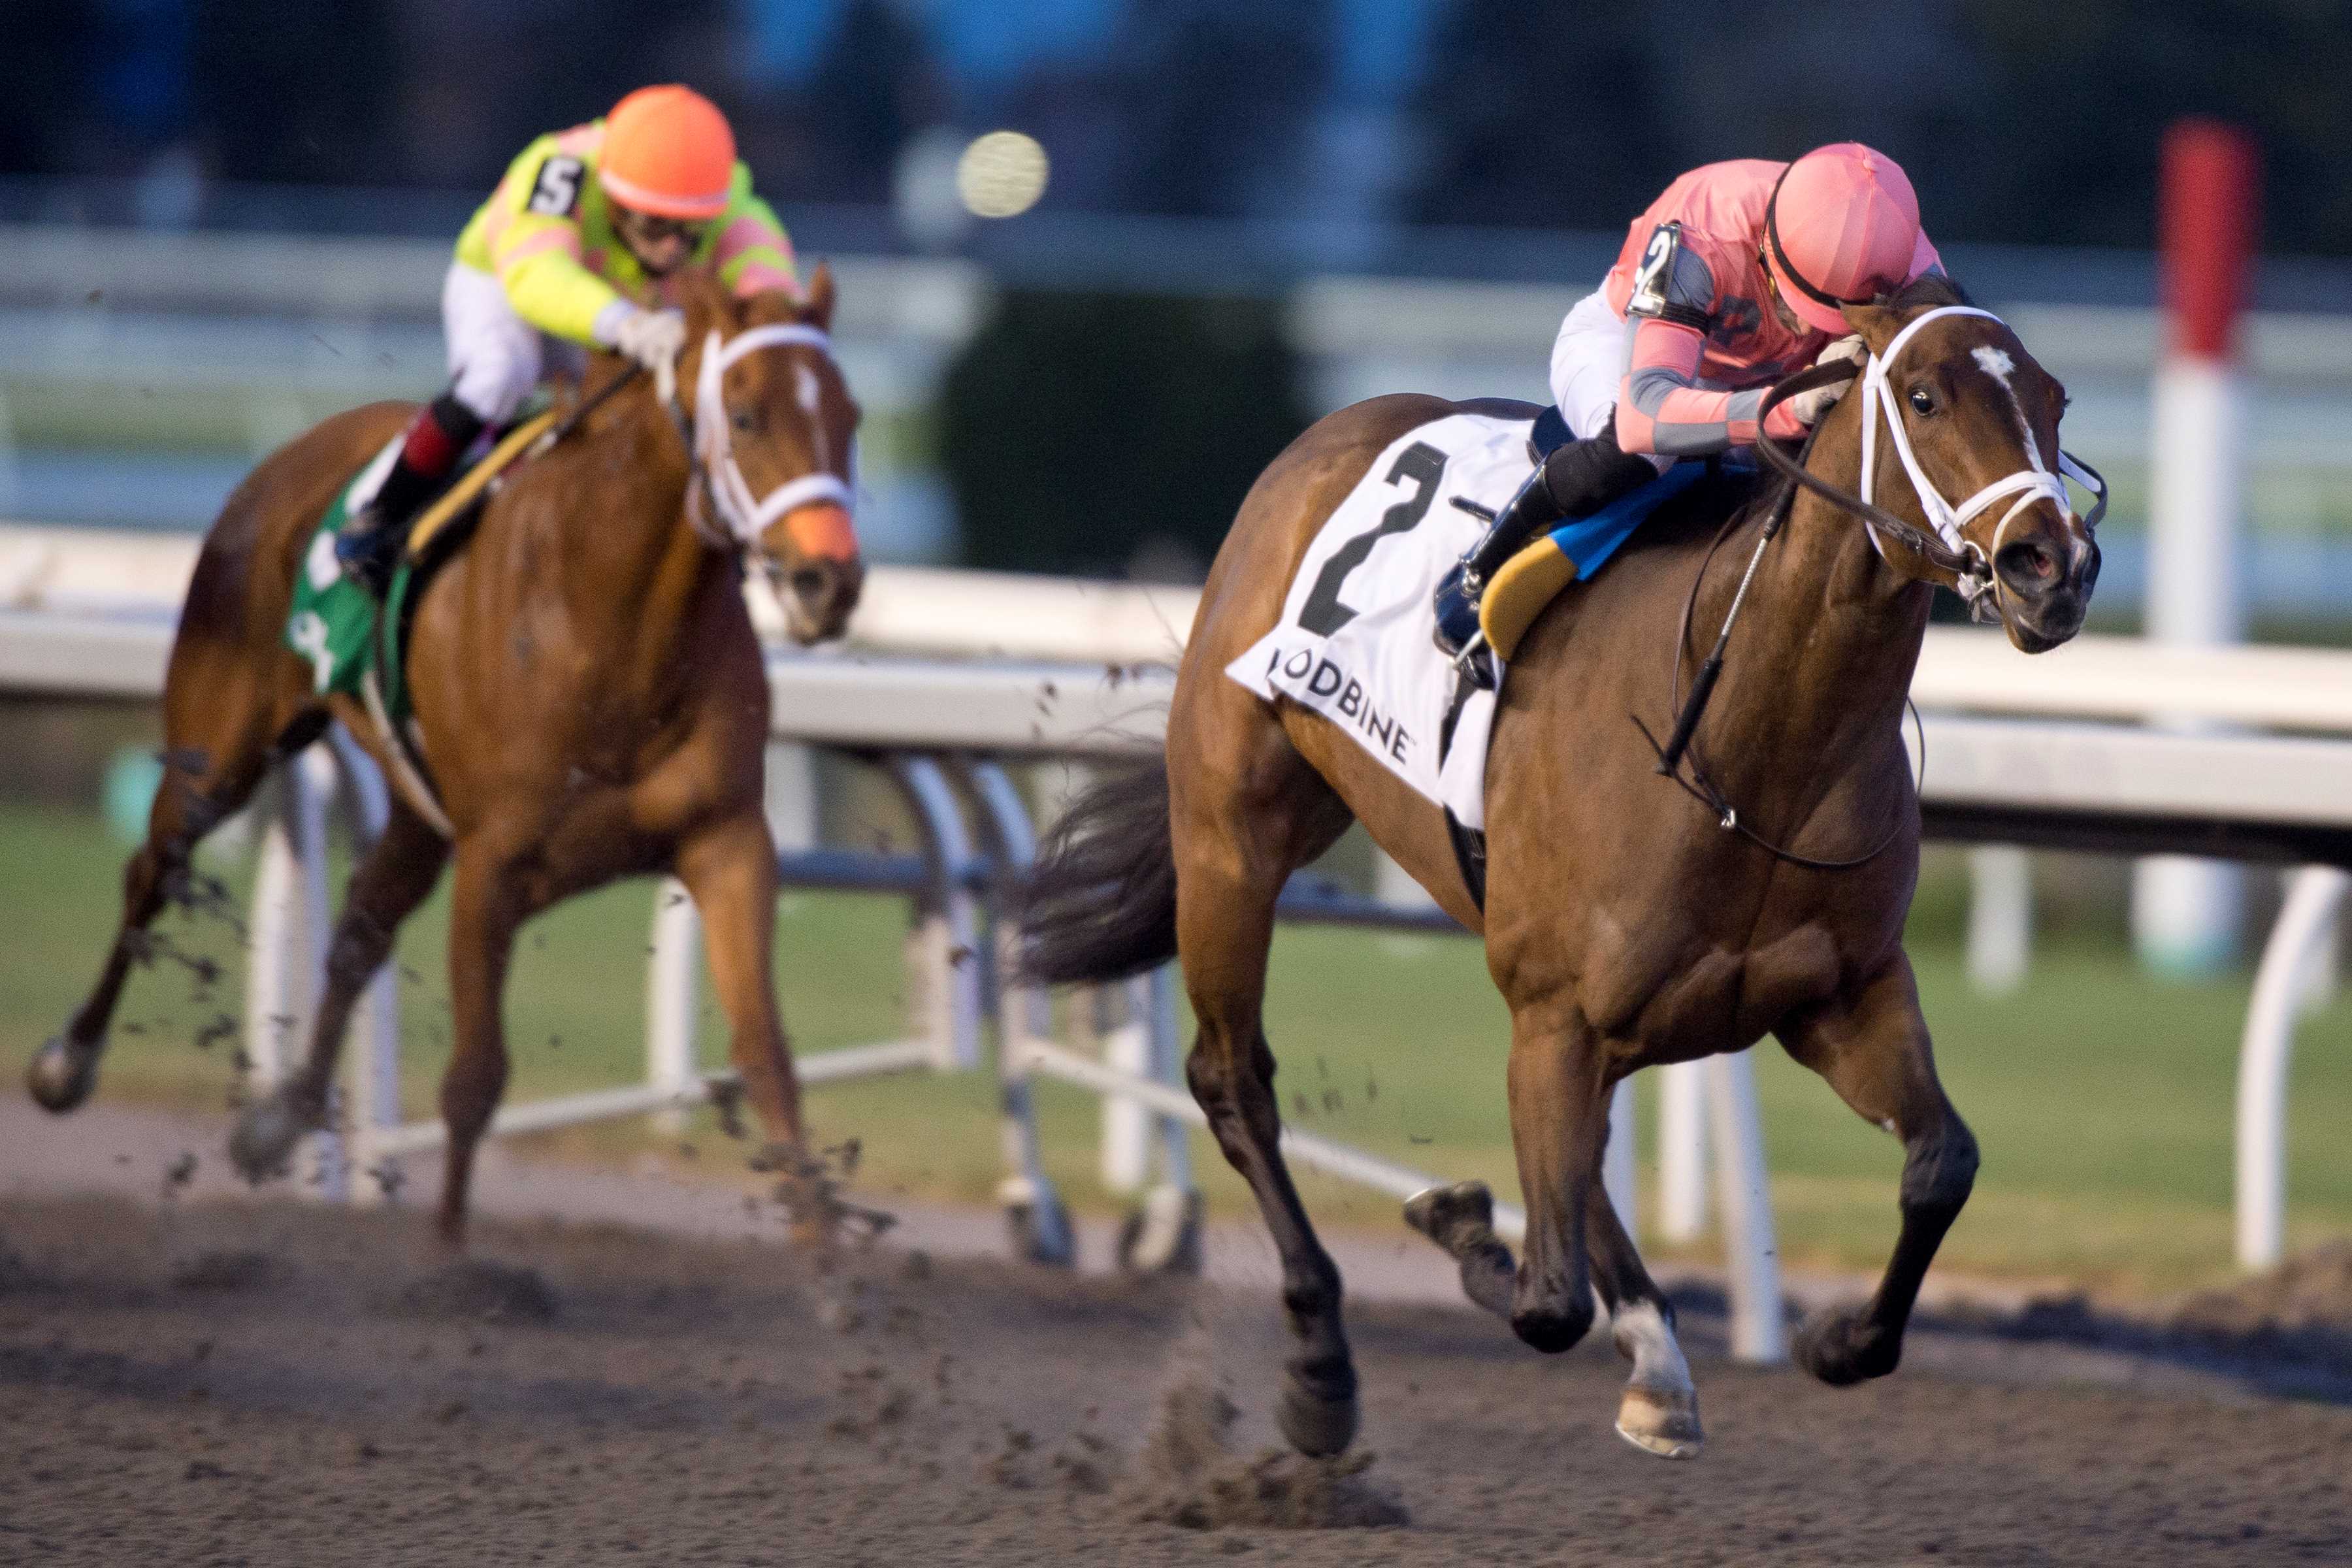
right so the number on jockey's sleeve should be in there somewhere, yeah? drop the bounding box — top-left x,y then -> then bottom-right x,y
527,155 -> 585,218
1624,221 -> 1714,333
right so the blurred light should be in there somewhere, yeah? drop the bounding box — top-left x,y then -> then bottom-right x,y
956,131 -> 1049,220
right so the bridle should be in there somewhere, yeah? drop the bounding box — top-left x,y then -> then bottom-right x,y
1641,303 -> 2104,870
1755,304 -> 2106,617
670,321 -> 857,554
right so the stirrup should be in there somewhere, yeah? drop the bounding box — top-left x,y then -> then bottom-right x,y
1450,629 -> 1497,692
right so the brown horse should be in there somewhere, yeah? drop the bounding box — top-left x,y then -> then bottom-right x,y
1019,277 -> 2098,1459
29,268 -> 864,1245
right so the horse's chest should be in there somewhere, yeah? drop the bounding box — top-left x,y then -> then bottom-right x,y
1572,902 -> 1852,1058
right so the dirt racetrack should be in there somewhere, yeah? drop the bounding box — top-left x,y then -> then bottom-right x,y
4,1186 -> 2350,1567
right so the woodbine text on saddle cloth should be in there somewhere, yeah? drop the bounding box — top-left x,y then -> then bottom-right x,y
1228,412 -> 1540,832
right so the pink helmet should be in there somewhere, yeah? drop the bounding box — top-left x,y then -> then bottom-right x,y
1765,142 -> 1925,335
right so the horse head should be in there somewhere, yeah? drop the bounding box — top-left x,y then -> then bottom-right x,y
1829,277 -> 2102,653
675,264 -> 866,645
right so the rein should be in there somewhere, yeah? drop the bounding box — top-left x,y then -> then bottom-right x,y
1633,440 -> 1918,874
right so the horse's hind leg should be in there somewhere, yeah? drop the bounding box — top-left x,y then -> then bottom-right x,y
1584,1132 -> 1703,1460
29,642 -> 307,1112
1775,951 -> 1978,1386
1170,708 -> 1358,1455
230,802 -> 449,1181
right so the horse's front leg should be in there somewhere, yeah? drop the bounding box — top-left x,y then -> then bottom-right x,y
673,809 -> 840,1238
1774,949 -> 1978,1384
1405,1000 -> 1612,1354
1584,1135 -> 1703,1458
1498,1002 -> 1612,1351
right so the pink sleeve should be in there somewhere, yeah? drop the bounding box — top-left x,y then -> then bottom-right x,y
1617,315 -> 1778,455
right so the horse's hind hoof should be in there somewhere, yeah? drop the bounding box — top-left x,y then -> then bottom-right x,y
228,1090 -> 316,1185
1794,1305 -> 1901,1387
26,1036 -> 96,1113
1277,1379 -> 1360,1458
1616,1382 -> 1705,1460
1403,1179 -> 1494,1254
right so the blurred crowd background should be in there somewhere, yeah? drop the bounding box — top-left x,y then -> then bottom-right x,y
7,0 -> 2351,582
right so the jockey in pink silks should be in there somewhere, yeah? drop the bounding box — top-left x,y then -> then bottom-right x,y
1433,142 -> 1945,683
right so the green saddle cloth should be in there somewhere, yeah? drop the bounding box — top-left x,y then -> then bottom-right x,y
284,444 -> 421,725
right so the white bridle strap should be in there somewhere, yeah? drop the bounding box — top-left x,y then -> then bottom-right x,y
691,323 -> 855,546
1857,305 -> 2088,599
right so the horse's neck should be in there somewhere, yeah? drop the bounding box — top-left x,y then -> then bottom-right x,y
1701,468 -> 1931,767
555,396 -> 717,654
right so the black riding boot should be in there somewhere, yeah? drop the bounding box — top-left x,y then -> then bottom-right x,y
336,392 -> 485,596
1432,423 -> 1659,681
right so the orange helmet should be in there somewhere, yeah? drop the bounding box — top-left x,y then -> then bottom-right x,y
601,85 -> 736,220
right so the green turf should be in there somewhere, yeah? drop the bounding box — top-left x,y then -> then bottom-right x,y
6,800 -> 2349,1296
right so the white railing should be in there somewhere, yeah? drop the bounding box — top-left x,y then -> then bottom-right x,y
5,534 -> 2349,1279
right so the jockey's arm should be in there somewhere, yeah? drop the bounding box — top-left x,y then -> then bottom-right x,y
465,137 -> 630,346
1603,229 -> 1800,457
1612,314 -> 1802,456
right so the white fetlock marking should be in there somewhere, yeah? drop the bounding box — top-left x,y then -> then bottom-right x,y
1610,1299 -> 1695,1397
1611,1299 -> 1704,1459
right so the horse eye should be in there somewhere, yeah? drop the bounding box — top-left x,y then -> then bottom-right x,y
731,408 -> 755,433
1908,387 -> 1936,416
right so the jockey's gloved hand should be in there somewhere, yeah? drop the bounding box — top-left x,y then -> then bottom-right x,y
604,306 -> 688,404
1786,334 -> 1869,427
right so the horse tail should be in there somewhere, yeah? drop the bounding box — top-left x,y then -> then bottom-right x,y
1014,760 -> 1177,986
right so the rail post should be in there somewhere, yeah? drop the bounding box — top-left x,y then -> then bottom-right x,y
2234,864 -> 2349,1269
890,755 -> 985,1073
1658,1060 -> 1708,1242
328,725 -> 402,1201
1707,1051 -> 1788,1364
645,879 -> 703,1135
1967,845 -> 2033,995
958,759 -> 1075,1267
2134,118 -> 2259,976
245,743 -> 340,1196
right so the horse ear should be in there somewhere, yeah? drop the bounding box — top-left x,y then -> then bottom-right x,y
801,262 -> 836,333
1842,300 -> 1908,356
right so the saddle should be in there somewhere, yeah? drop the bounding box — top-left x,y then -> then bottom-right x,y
1478,457 -> 1708,663
282,401 -> 560,833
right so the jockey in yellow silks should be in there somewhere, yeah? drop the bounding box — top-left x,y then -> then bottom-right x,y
338,84 -> 801,585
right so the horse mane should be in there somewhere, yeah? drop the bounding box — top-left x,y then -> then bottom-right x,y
1882,270 -> 1972,310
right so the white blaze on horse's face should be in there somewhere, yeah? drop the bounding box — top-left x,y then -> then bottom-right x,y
1859,305 -> 2105,653
689,322 -> 864,644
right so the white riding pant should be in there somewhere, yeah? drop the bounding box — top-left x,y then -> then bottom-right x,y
1546,286 -> 1673,474
441,261 -> 587,425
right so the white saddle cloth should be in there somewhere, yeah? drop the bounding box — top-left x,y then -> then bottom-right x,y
1226,412 -> 1537,832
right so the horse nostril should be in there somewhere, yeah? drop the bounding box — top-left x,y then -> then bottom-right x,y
789,566 -> 828,601
1996,540 -> 2060,593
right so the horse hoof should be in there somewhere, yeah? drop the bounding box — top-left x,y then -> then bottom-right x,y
1615,1382 -> 1705,1460
1511,1296 -> 1596,1355
1403,1179 -> 1493,1253
25,1037 -> 96,1113
228,1091 -> 313,1185
1276,1379 -> 1360,1458
1794,1305 -> 1901,1387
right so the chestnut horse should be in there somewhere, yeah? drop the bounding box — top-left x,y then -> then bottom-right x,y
1020,278 -> 2099,1459
29,269 -> 864,1245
